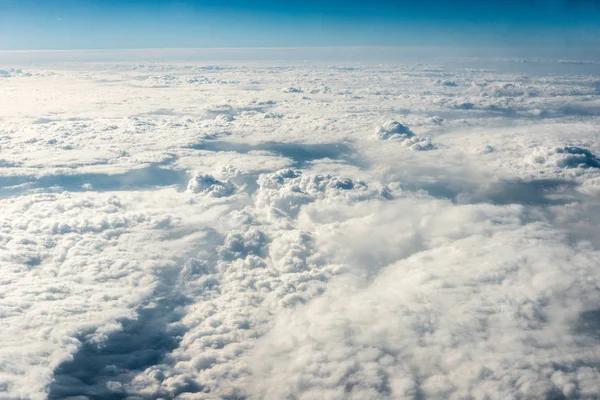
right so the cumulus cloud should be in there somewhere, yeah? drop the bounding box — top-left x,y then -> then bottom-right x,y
186,173 -> 236,197
525,146 -> 600,170
0,68 -> 31,78
282,87 -> 304,93
255,169 -> 391,219
375,121 -> 437,151
375,121 -> 415,140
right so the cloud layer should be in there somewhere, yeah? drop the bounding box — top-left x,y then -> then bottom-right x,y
0,58 -> 599,399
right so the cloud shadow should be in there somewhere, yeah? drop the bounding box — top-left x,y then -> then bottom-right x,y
48,292 -> 188,399
461,178 -> 580,206
408,177 -> 580,207
190,140 -> 362,168
0,165 -> 188,197
575,309 -> 600,341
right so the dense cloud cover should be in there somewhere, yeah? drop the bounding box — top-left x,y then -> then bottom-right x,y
1,58 -> 600,399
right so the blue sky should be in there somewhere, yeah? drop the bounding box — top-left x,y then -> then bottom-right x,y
0,0 -> 599,50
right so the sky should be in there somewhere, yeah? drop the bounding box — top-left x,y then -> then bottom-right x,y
0,0 -> 599,50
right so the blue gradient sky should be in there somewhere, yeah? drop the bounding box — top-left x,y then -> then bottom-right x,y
0,0 -> 599,50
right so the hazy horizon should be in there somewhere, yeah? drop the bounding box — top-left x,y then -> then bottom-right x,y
2,45 -> 600,66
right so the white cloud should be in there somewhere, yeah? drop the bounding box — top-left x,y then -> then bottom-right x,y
248,201 -> 600,399
186,173 -> 236,197
525,146 -> 600,170
374,121 -> 437,151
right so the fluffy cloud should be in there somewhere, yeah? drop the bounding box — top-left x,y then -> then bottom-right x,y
186,173 -> 236,197
249,201 -> 600,399
375,121 -> 436,151
525,146 -> 600,170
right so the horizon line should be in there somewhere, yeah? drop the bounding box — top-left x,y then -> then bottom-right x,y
2,44 -> 600,54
